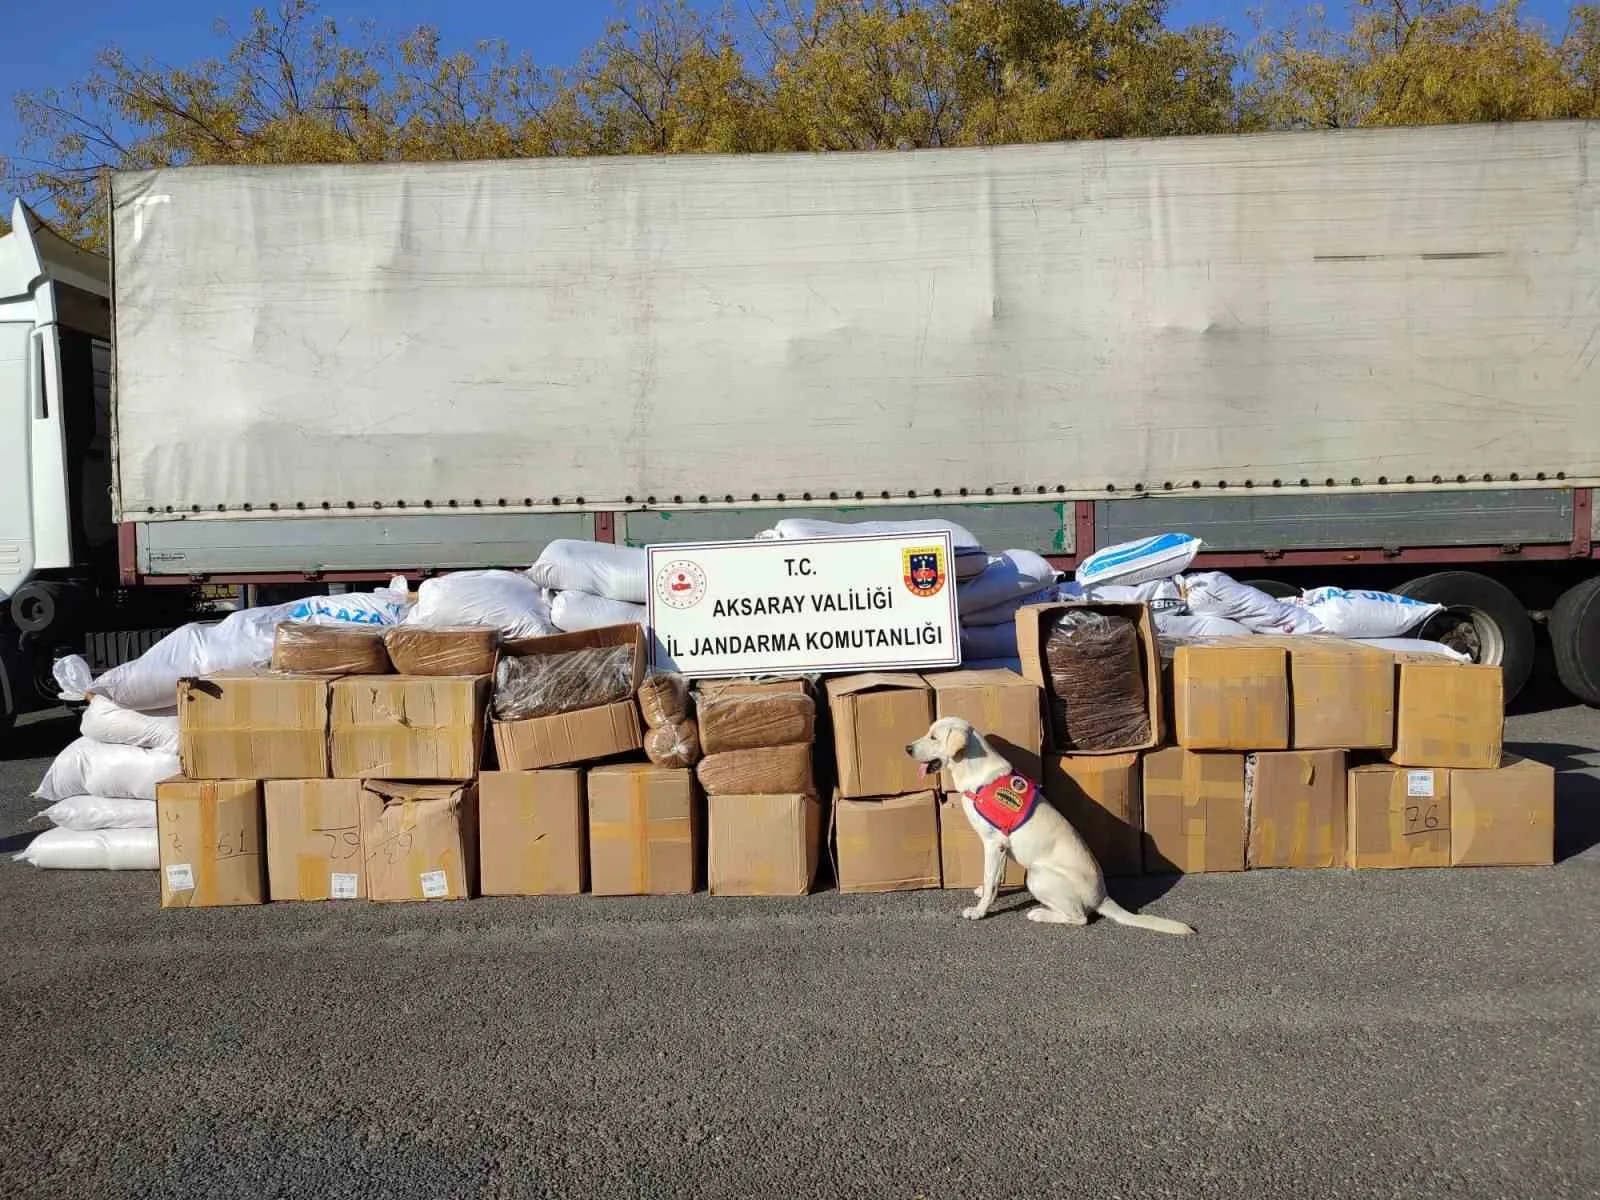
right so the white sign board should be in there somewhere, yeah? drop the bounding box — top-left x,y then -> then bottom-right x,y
647,533 -> 961,678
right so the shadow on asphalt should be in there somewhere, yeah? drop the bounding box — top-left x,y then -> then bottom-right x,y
1505,740 -> 1600,862
1,710 -> 77,763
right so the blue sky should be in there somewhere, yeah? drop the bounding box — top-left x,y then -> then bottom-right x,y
1,0 -> 1580,202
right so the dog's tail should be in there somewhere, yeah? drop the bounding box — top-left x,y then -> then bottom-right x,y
1096,898 -> 1194,937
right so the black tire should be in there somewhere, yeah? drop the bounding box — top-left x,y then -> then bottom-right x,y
1394,571 -> 1534,702
1241,579 -> 1298,599
1551,577 -> 1600,706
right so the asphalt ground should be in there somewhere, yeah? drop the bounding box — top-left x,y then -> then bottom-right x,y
1,697 -> 1596,1200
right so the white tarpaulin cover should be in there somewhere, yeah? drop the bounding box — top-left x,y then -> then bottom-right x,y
111,122 -> 1600,517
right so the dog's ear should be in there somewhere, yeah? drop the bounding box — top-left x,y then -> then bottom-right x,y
940,723 -> 972,763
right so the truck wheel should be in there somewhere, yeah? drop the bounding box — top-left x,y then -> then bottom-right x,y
1394,571 -> 1534,702
1242,579 -> 1298,599
1550,577 -> 1600,706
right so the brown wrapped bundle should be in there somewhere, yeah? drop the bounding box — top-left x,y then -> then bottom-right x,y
644,718 -> 702,768
697,693 -> 815,755
637,673 -> 690,729
271,622 -> 391,675
697,677 -> 808,700
383,625 -> 498,676
696,743 -> 815,796
1043,610 -> 1151,752
493,643 -> 634,721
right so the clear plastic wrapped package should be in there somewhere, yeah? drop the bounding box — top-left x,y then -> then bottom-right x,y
695,743 -> 815,796
637,673 -> 691,729
383,626 -> 499,676
1043,609 -> 1151,752
697,692 -> 815,755
492,643 -> 635,722
271,622 -> 391,675
644,718 -> 702,769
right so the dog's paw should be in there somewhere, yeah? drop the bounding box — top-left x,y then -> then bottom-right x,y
960,905 -> 987,921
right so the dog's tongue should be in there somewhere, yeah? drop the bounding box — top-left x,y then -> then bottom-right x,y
917,761 -> 935,778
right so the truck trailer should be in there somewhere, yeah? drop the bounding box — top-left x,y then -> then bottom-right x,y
3,117 -> 1599,729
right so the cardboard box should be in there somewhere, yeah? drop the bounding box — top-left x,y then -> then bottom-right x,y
493,624 -> 646,770
938,795 -> 1027,891
1016,601 -> 1163,755
1450,755 -> 1555,866
331,675 -> 487,780
1268,637 -> 1395,750
1142,748 -> 1246,874
157,778 -> 266,908
826,674 -> 933,798
587,764 -> 701,895
361,780 -> 479,900
478,770 -> 588,895
1172,641 -> 1289,751
1245,750 -> 1347,869
1043,752 -> 1143,877
1347,764 -> 1451,868
263,778 -> 382,900
1388,657 -> 1504,769
177,671 -> 330,780
926,668 -> 1043,790
707,794 -> 822,896
832,790 -> 941,893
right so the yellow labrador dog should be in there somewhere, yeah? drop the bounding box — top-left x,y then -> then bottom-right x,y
907,717 -> 1193,935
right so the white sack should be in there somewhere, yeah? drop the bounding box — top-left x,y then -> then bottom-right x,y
1076,534 -> 1201,588
38,795 -> 157,831
1182,572 -> 1324,635
283,576 -> 410,625
1296,587 -> 1443,639
1355,637 -> 1471,662
1153,612 -> 1253,639
550,590 -> 647,633
405,570 -> 555,639
758,518 -> 989,579
80,696 -> 179,753
957,550 -> 1057,615
527,540 -> 648,604
962,587 -> 1058,628
14,827 -> 159,870
53,655 -> 94,702
1085,580 -> 1186,610
960,622 -> 1020,661
35,737 -> 181,804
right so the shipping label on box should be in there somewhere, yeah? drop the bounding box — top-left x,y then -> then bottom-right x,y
708,794 -> 822,896
938,795 -> 1026,891
832,790 -> 941,893
158,778 -> 266,908
361,781 -> 479,901
587,764 -> 701,896
1142,748 -> 1246,874
1016,601 -> 1164,755
1043,752 -> 1143,877
178,671 -> 330,780
331,676 -> 488,780
492,625 -> 647,770
826,674 -> 933,798
264,778 -> 382,900
1245,750 -> 1347,869
478,770 -> 588,896
1450,755 -> 1555,867
1347,764 -> 1451,868
1388,658 -> 1504,769
927,669 -> 1043,791
1172,641 -> 1289,751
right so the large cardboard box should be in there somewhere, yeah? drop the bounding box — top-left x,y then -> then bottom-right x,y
157,778 -> 266,907
361,780 -> 479,900
1043,752 -> 1143,877
264,778 -> 382,900
177,671 -> 330,780
926,669 -> 1043,790
1142,748 -> 1246,874
1016,601 -> 1163,755
493,624 -> 646,770
832,790 -> 941,893
478,770 -> 588,895
1347,764 -> 1451,868
938,795 -> 1027,891
1450,755 -> 1555,867
331,675 -> 487,780
825,674 -> 933,798
1245,750 -> 1347,869
1267,637 -> 1395,750
707,794 -> 822,896
1388,657 -> 1504,769
1171,641 -> 1289,751
587,764 -> 701,895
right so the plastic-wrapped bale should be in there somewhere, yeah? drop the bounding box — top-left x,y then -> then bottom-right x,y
697,692 -> 815,755
1044,610 -> 1152,753
272,622 -> 391,674
637,674 -> 691,729
383,626 -> 499,676
696,743 -> 815,796
492,643 -> 635,721
645,719 -> 702,768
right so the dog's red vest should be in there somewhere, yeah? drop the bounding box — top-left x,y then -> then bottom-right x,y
965,773 -> 1041,835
